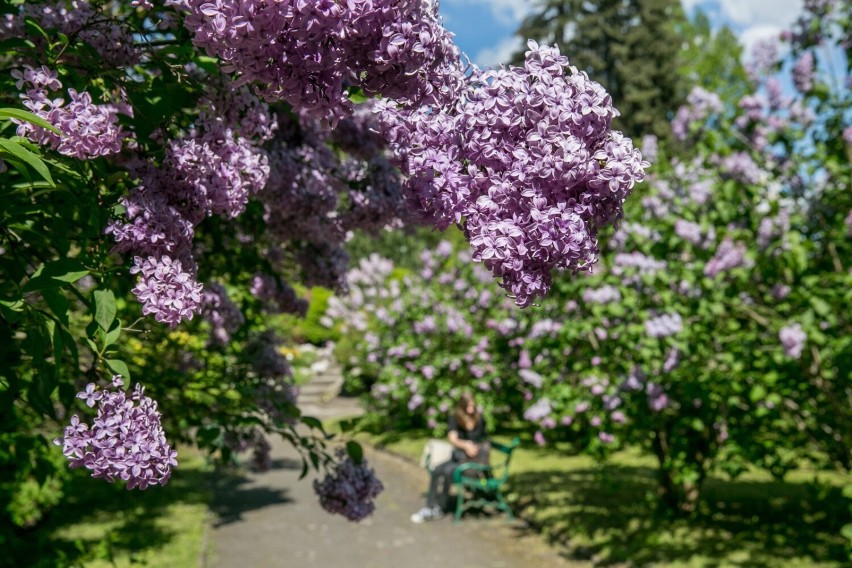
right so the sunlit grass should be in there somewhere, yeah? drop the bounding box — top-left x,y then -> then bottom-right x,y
12,447 -> 212,568
334,421 -> 851,567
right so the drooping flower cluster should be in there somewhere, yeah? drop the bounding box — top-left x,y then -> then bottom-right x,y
262,106 -> 407,237
792,52 -> 815,93
377,41 -> 648,307
779,323 -> 807,359
54,376 -> 177,490
181,0 -> 462,125
201,283 -> 245,346
704,238 -> 748,278
107,88 -> 274,326
13,65 -> 128,159
313,449 -> 384,522
250,274 -> 308,317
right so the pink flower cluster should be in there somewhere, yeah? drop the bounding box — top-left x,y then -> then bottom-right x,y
378,41 -> 648,307
55,376 -> 178,490
13,66 -> 128,159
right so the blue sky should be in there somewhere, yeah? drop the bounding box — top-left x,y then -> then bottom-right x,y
439,0 -> 805,68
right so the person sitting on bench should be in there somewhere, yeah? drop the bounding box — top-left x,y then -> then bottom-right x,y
411,392 -> 489,523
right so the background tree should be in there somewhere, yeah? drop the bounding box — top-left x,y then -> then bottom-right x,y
675,10 -> 751,107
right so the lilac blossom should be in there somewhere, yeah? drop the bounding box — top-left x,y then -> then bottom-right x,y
130,256 -> 204,328
201,283 -> 244,346
645,313 -> 683,338
377,40 -> 648,307
704,238 -> 747,278
519,370 -> 545,389
646,383 -> 669,412
55,376 -> 177,490
792,51 -> 815,93
250,274 -> 308,317
13,65 -> 128,159
582,285 -> 621,305
779,323 -> 807,359
746,39 -> 780,81
314,449 -> 384,522
674,219 -> 703,245
672,87 -> 723,141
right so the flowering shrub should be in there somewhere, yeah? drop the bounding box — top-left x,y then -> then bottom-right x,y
0,0 -> 648,542
328,0 -> 851,512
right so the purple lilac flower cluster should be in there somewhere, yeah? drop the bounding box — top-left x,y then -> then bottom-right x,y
314,449 -> 384,522
182,0 -> 461,125
54,376 -> 178,490
107,89 -> 274,326
792,52 -> 815,93
746,39 -> 780,81
3,1 -> 138,66
646,382 -> 669,412
201,283 -> 245,346
13,66 -> 128,159
672,87 -> 723,141
582,285 -> 622,305
674,219 -> 704,246
779,323 -> 807,359
644,313 -> 683,338
704,238 -> 748,278
377,41 -> 648,307
782,0 -> 844,50
245,331 -> 291,379
250,274 -> 308,317
260,108 -> 406,294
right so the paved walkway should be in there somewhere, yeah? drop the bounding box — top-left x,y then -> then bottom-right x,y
208,356 -> 585,568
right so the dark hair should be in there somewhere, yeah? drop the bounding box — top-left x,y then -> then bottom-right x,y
454,392 -> 479,430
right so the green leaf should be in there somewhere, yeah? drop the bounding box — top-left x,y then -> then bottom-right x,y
105,358 -> 130,380
0,138 -> 54,186
41,288 -> 69,326
23,259 -> 89,292
346,440 -> 364,464
0,298 -> 25,323
104,320 -> 121,347
0,108 -> 62,135
300,416 -> 325,432
93,289 -> 116,332
347,88 -> 369,104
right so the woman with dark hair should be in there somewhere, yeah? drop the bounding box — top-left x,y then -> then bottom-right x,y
411,392 -> 489,523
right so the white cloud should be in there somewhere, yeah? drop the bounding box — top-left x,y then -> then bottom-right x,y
718,0 -> 801,28
474,35 -> 525,68
444,0 -> 532,26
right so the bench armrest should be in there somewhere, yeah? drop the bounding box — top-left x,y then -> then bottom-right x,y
452,462 -> 491,483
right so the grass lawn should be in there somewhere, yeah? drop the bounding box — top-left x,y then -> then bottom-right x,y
9,447 -> 213,568
338,423 -> 852,567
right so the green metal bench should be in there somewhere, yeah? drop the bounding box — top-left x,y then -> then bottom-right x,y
451,437 -> 520,522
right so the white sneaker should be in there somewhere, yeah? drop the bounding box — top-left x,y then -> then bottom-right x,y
410,506 -> 444,523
